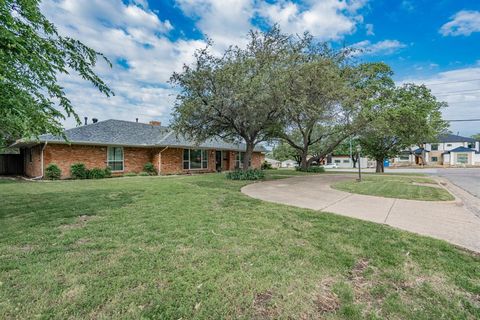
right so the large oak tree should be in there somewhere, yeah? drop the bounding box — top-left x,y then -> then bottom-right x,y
171,27 -> 289,170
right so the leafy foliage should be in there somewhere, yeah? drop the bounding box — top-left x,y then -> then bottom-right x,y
171,27 -> 289,170
295,166 -> 325,173
45,164 -> 61,180
226,169 -> 265,180
261,161 -> 273,170
70,163 -> 88,179
0,0 -> 113,147
358,84 -> 448,172
143,162 -> 157,175
87,168 -> 106,179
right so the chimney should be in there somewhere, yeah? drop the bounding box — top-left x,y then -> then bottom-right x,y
92,118 -> 98,123
136,118 -> 138,123
84,117 -> 88,125
149,120 -> 161,126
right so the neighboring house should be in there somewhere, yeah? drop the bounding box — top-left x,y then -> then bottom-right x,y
391,134 -> 480,166
264,158 -> 281,168
10,119 -> 266,179
281,159 -> 298,168
327,155 -> 370,168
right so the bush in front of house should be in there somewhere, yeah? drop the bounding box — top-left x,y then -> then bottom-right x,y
261,161 -> 273,170
139,171 -> 150,176
295,166 -> 325,173
70,163 -> 88,179
45,164 -> 61,180
104,167 -> 112,178
87,168 -> 106,179
226,169 -> 265,180
143,162 -> 157,175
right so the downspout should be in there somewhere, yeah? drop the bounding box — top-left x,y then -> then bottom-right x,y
158,146 -> 168,175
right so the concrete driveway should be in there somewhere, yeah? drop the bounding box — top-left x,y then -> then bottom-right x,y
242,174 -> 480,253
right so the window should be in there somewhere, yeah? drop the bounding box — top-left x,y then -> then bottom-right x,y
446,143 -> 452,147
183,149 -> 208,170
343,159 -> 350,163
236,152 -> 251,169
468,142 -> 474,149
399,155 -> 410,161
457,154 -> 468,164
431,156 -> 438,162
334,160 -> 341,163
431,144 -> 438,151
107,147 -> 124,171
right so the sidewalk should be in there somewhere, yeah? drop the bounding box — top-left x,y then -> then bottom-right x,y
241,174 -> 480,252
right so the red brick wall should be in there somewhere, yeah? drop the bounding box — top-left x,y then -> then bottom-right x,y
28,143 -> 265,178
43,144 -> 153,178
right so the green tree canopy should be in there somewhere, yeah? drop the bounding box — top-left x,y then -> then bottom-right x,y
0,0 -> 113,147
171,27 -> 289,170
358,84 -> 448,173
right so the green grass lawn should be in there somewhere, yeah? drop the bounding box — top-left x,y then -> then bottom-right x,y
331,175 -> 455,201
0,172 -> 478,319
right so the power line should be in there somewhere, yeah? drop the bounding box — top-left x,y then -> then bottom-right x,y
420,78 -> 480,86
444,118 -> 480,122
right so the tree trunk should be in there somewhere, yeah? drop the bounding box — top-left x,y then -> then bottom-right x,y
299,149 -> 309,169
375,158 -> 384,173
243,142 -> 254,171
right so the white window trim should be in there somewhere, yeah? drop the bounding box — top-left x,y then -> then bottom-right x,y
107,146 -> 124,172
183,149 -> 208,170
235,152 -> 251,169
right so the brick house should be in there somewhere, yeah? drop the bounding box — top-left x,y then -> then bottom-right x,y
11,119 -> 265,179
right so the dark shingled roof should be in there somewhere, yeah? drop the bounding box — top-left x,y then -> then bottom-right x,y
437,133 -> 477,143
442,146 -> 476,154
13,119 -> 266,152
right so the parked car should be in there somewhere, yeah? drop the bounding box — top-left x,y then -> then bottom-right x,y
321,163 -> 338,169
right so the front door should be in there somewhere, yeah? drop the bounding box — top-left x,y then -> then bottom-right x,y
215,151 -> 222,171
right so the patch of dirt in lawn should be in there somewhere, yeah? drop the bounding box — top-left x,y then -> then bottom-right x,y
58,215 -> 96,231
314,277 -> 340,315
253,290 -> 277,319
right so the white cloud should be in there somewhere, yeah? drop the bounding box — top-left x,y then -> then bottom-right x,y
365,23 -> 374,36
440,10 -> 480,36
175,0 -> 254,50
401,67 -> 480,136
350,39 -> 407,56
258,0 -> 367,40
40,0 -> 206,128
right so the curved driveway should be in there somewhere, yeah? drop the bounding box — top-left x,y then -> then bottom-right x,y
242,174 -> 480,253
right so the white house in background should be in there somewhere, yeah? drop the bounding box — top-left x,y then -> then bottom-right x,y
281,159 -> 298,168
392,134 -> 480,166
328,155 -> 371,168
265,158 -> 281,168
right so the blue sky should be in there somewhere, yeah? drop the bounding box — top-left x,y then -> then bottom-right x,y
40,0 -> 480,135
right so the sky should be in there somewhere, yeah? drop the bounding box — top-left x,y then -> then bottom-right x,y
39,0 -> 480,136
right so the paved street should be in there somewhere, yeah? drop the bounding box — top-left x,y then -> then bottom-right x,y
433,168 -> 480,199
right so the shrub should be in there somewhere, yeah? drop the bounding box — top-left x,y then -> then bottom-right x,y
143,162 -> 157,175
45,164 -> 61,180
124,172 -> 138,177
104,167 -> 112,178
87,168 -> 106,179
138,171 -> 150,176
226,169 -> 265,180
70,163 -> 88,179
261,161 -> 273,170
295,166 -> 325,173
